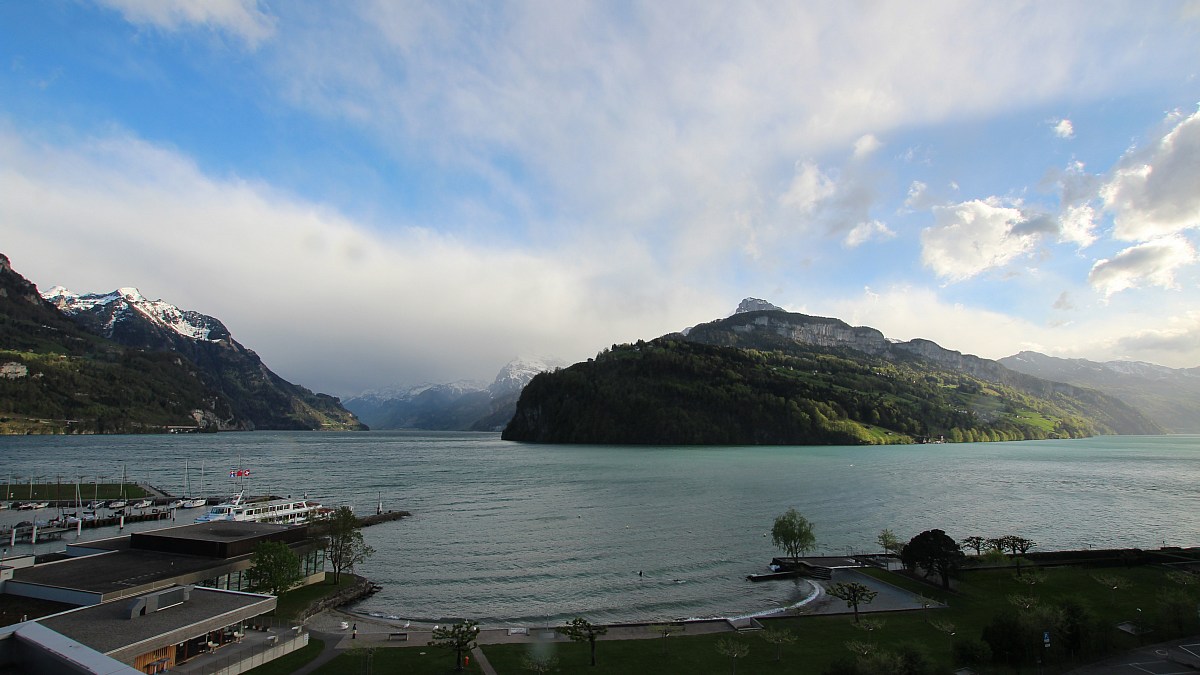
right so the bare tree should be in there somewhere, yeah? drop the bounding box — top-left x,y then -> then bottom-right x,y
827,581 -> 879,623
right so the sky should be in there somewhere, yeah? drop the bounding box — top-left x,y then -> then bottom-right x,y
2,1 -> 1199,397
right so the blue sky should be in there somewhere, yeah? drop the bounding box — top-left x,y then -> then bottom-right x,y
2,1 -> 1199,396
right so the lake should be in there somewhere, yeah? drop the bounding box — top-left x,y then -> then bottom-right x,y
1,432 -> 1196,626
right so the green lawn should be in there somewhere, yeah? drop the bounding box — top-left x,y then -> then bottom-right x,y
272,574 -> 361,623
311,645 -> 484,675
246,563 -> 1198,674
482,564 -> 1198,674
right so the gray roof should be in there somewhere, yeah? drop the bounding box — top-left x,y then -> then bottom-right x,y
38,587 -> 273,656
12,549 -> 228,597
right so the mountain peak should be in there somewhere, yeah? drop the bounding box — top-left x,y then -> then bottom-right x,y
44,286 -> 225,342
733,298 -> 783,315
117,287 -> 144,302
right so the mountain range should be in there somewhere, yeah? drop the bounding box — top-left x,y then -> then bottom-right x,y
503,301 -> 1162,444
999,351 -> 1200,433
3,248 -> 1191,441
0,253 -> 364,433
343,356 -> 566,431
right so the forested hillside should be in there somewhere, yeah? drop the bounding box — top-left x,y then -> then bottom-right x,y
0,254 -> 364,433
0,254 -> 233,433
503,337 -> 1158,445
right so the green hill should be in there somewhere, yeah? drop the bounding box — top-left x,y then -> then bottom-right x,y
503,310 -> 1160,445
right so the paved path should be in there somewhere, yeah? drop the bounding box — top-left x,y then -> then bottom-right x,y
291,630 -> 342,675
470,646 -> 498,675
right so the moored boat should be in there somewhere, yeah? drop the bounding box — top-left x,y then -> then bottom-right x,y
194,491 -> 331,525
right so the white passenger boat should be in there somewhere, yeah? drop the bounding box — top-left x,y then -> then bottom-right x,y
194,491 -> 331,525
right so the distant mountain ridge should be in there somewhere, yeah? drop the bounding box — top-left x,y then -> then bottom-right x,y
1000,351 -> 1200,433
43,284 -> 365,432
504,300 -> 1160,445
344,356 -> 565,431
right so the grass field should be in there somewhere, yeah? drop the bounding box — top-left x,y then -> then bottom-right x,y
272,574 -> 362,623
247,560 -> 1199,674
481,563 -> 1197,674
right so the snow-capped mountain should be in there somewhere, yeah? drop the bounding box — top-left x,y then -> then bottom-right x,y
489,355 -> 565,396
344,356 -> 565,431
43,284 -> 365,431
44,287 -> 230,346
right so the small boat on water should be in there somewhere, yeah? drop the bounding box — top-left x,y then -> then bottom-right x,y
17,501 -> 49,510
132,499 -> 152,509
180,497 -> 207,508
194,491 -> 332,525
107,500 -> 127,510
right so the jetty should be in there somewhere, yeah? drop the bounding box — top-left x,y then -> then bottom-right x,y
747,557 -> 837,582
356,510 -> 410,528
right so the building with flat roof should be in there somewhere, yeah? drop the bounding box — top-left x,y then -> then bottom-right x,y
0,521 -> 325,673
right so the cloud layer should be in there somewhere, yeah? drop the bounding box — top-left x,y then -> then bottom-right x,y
2,2 -> 1199,393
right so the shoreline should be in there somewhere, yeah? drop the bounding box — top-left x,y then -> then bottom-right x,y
304,567 -> 922,637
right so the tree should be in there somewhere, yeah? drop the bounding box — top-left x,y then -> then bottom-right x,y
324,506 -> 375,583
429,620 -> 479,672
877,529 -> 902,555
715,636 -> 750,674
772,508 -> 816,561
557,617 -> 607,666
760,625 -> 796,662
961,536 -> 987,555
828,581 -> 879,623
245,540 -> 302,596
900,529 -> 964,589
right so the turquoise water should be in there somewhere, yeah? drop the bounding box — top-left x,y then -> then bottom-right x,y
1,432 -> 1197,625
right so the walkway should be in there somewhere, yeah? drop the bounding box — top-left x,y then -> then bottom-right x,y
291,630 -> 342,675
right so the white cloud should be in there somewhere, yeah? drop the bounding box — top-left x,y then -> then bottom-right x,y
920,198 -> 1041,281
780,161 -> 836,214
1116,311 -> 1200,354
1100,107 -> 1200,241
844,220 -> 896,248
258,2 -> 1196,269
832,284 -> 1200,368
0,128 -> 723,394
903,181 -> 931,210
95,0 -> 275,47
1088,236 -> 1197,297
1053,118 -> 1075,139
853,134 -> 882,158
1058,204 -> 1098,247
